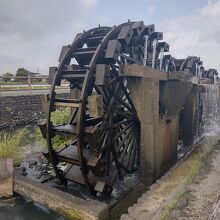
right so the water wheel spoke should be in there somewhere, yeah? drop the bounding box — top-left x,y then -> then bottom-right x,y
116,126 -> 134,152
115,109 -> 133,119
129,135 -> 138,171
125,133 -> 136,171
112,119 -> 132,129
114,121 -> 134,140
116,96 -> 134,113
119,128 -> 135,163
69,108 -> 78,124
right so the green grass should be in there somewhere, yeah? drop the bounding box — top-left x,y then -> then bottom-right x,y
50,108 -> 71,125
0,81 -> 25,85
35,108 -> 72,150
61,209 -> 81,220
0,86 -> 68,90
0,108 -> 72,162
160,137 -> 219,220
0,84 -> 68,91
0,81 -> 49,85
0,128 -> 34,162
160,186 -> 186,220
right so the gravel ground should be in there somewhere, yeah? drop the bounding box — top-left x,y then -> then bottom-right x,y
169,141 -> 220,220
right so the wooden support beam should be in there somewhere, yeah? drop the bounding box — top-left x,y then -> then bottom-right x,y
88,95 -> 104,118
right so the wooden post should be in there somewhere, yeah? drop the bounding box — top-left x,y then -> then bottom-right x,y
88,95 -> 104,118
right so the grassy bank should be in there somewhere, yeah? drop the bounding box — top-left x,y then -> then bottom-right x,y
160,137 -> 219,220
0,108 -> 71,163
0,128 -> 34,162
0,85 -> 68,91
0,81 -> 48,85
35,108 -> 71,150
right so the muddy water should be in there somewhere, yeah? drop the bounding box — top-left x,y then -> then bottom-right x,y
0,144 -> 67,220
0,125 -> 66,220
0,125 -> 140,219
0,197 -> 67,220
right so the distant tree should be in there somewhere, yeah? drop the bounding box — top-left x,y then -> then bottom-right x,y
16,68 -> 28,77
3,72 -> 14,77
3,72 -> 14,82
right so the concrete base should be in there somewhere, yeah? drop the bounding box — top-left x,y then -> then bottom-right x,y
14,175 -> 146,220
0,159 -> 13,197
14,175 -> 107,220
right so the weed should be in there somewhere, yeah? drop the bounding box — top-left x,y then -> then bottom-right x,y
160,137 -> 219,220
35,108 -> 72,150
0,128 -> 33,162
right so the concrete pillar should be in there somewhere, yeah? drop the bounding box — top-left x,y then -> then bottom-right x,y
0,159 -> 13,197
127,77 -> 182,184
123,64 -> 193,185
157,114 -> 179,173
127,77 -> 160,184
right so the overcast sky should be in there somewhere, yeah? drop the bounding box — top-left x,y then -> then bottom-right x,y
0,0 -> 219,75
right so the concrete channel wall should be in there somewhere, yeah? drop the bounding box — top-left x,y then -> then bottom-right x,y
14,175 -> 108,220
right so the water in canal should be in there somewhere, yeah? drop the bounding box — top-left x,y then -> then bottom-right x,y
0,196 -> 67,220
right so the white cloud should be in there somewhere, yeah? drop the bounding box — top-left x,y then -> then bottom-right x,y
80,0 -> 97,10
158,0 -> 220,72
0,0 -> 97,75
148,5 -> 156,15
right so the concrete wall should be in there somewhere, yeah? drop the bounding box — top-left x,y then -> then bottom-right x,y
127,77 -> 159,184
180,89 -> 197,147
156,114 -> 179,176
